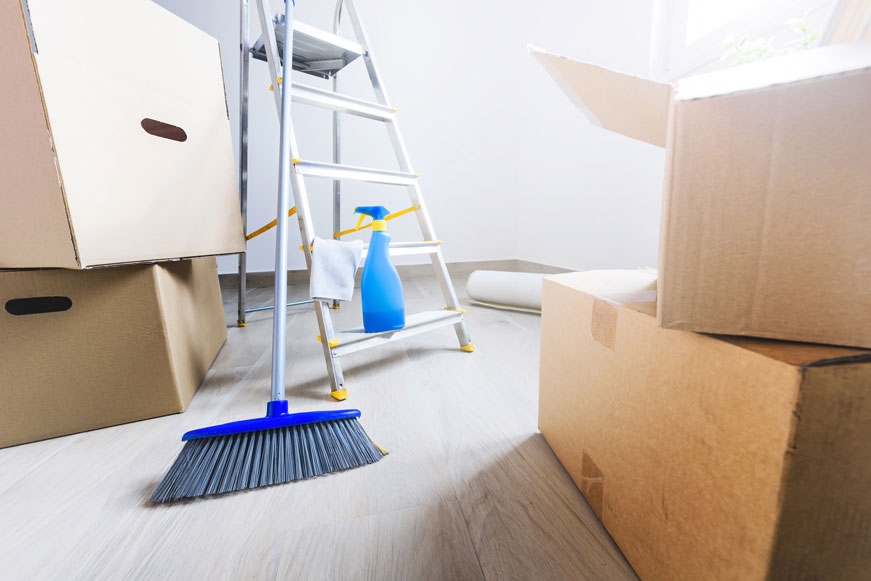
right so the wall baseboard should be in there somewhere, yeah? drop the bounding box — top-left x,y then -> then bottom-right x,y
219,259 -> 570,291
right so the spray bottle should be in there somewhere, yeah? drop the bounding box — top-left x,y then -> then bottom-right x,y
355,206 -> 405,332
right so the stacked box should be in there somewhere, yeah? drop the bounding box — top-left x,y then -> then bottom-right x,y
0,0 -> 244,268
0,259 -> 227,448
532,43 -> 871,348
0,0 -> 242,446
533,44 -> 871,578
539,271 -> 871,580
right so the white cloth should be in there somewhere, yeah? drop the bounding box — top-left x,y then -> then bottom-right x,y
309,236 -> 364,302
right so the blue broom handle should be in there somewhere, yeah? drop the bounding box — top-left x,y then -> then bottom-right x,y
270,0 -> 296,402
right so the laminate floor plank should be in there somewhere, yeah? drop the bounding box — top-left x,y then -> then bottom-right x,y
0,273 -> 634,580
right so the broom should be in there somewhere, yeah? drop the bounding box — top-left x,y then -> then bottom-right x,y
151,0 -> 385,503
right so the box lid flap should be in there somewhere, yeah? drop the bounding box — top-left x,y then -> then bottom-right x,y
548,269 -> 871,367
676,43 -> 871,101
529,45 -> 671,147
548,269 -> 658,316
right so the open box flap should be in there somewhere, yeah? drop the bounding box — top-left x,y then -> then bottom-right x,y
529,45 -> 671,147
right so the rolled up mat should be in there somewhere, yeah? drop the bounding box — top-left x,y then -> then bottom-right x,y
465,270 -> 547,313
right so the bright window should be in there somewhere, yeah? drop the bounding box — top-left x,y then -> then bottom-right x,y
686,0 -> 775,44
650,0 -> 839,80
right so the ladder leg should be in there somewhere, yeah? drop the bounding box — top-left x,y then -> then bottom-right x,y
236,0 -> 250,327
313,299 -> 346,399
330,74 -> 342,311
284,103 -> 347,398
431,248 -> 474,350
404,181 -> 474,351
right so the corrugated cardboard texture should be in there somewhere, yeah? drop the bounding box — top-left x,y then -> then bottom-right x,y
0,258 -> 225,448
539,270 -> 871,580
0,0 -> 77,268
155,258 -> 227,408
528,46 -> 671,147
659,54 -> 871,348
769,362 -> 871,579
0,0 -> 244,268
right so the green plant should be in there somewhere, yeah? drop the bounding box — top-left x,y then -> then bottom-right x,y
722,11 -> 819,65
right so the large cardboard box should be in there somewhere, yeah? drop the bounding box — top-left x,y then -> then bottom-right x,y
0,0 -> 244,269
0,258 -> 226,448
539,270 -> 871,580
531,44 -> 871,348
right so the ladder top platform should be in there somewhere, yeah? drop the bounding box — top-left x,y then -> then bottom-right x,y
251,17 -> 364,79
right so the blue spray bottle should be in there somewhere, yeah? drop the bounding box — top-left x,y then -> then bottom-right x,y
355,206 -> 405,332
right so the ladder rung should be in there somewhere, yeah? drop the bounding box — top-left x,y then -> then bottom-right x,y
330,309 -> 464,357
294,161 -> 417,186
291,83 -> 395,121
361,241 -> 440,259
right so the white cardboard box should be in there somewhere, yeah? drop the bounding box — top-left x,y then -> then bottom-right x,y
0,0 -> 245,268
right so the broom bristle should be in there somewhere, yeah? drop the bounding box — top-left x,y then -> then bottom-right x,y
150,417 -> 385,503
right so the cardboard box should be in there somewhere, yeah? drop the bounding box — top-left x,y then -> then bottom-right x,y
531,44 -> 871,348
0,0 -> 244,269
539,269 -> 871,580
0,258 -> 226,448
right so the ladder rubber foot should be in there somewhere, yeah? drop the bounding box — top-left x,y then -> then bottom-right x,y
237,321 -> 247,327
331,388 -> 348,401
460,343 -> 475,353
331,304 -> 341,310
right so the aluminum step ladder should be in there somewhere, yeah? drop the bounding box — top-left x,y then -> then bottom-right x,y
237,0 -> 474,401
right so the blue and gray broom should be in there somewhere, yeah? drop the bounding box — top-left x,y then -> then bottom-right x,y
151,0 -> 385,503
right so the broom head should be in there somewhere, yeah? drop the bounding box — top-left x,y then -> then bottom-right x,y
151,401 -> 386,503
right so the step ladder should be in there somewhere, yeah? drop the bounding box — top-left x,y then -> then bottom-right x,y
237,0 -> 474,401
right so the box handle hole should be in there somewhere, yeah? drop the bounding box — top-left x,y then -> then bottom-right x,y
5,296 -> 72,316
141,118 -> 187,142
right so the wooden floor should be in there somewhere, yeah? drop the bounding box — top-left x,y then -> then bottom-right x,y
0,271 -> 636,580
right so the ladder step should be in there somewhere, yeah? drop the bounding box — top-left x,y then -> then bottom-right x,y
294,161 -> 417,185
291,83 -> 395,121
330,309 -> 464,357
252,18 -> 364,79
362,241 -> 440,259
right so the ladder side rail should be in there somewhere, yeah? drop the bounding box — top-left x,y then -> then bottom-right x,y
342,0 -> 472,346
254,0 -> 283,115
331,0 -> 344,310
237,0 -> 251,326
340,0 -> 438,243
341,0 -> 390,106
288,124 -> 347,394
331,88 -> 342,310
340,0 -> 445,246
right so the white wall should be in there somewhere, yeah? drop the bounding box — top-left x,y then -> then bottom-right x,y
154,0 -> 664,274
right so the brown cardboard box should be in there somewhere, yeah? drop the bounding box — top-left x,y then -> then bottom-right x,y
0,0 -> 244,269
539,270 -> 871,581
531,44 -> 871,348
0,258 -> 226,448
